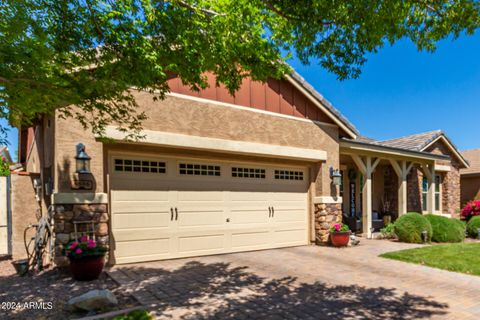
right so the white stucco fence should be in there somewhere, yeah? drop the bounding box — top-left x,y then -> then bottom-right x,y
0,176 -> 11,256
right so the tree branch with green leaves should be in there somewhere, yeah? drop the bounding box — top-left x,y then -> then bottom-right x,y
0,0 -> 478,145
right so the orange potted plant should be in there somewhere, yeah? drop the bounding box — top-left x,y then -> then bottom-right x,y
330,223 -> 351,247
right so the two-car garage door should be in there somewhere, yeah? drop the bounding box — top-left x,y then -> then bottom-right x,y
110,154 -> 309,264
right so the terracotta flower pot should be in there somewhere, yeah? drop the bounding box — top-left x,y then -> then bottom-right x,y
69,255 -> 105,281
330,232 -> 351,247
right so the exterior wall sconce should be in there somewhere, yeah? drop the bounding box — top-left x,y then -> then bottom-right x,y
75,143 -> 91,174
330,167 -> 342,186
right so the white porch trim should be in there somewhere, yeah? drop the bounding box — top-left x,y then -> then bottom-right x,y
313,196 -> 343,204
103,127 -> 327,162
52,193 -> 108,204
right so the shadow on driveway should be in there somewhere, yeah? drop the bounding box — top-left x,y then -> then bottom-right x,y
112,261 -> 449,319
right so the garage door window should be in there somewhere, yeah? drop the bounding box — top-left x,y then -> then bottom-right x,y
179,163 -> 221,176
114,159 -> 166,173
232,167 -> 266,179
274,169 -> 304,181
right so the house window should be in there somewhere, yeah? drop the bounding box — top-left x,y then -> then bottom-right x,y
232,167 -> 266,179
274,170 -> 304,181
422,175 -> 442,212
114,158 -> 166,173
179,163 -> 221,176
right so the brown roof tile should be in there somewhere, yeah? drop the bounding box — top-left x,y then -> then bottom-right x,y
379,130 -> 443,151
461,149 -> 480,175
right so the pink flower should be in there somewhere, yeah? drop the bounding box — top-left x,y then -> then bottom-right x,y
69,242 -> 78,249
334,224 -> 341,231
75,248 -> 82,254
80,236 -> 88,242
87,240 -> 96,248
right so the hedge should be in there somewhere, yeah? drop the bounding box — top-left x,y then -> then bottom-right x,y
424,214 -> 465,243
394,212 -> 432,244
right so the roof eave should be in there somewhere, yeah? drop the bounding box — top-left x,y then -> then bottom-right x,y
285,72 -> 358,140
420,135 -> 470,168
340,139 -> 450,162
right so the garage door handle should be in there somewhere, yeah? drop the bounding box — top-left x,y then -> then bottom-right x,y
272,207 -> 275,218
170,208 -> 174,221
268,206 -> 271,217
175,207 -> 178,220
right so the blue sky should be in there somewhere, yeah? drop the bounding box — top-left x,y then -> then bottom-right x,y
288,32 -> 480,151
2,31 -> 479,161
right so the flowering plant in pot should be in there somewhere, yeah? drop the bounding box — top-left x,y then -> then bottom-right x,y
63,236 -> 107,281
329,223 -> 351,247
461,200 -> 480,221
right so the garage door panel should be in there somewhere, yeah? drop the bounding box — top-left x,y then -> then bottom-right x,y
113,212 -> 170,229
273,210 -> 307,223
113,228 -> 173,242
115,238 -> 171,261
231,231 -> 270,249
177,191 -> 225,202
272,229 -> 307,245
178,234 -> 225,253
111,190 -> 171,202
177,209 -> 226,227
230,209 -> 270,224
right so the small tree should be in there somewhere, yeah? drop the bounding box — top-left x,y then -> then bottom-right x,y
1,1 -> 478,143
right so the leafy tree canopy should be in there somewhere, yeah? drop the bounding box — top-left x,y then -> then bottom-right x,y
0,0 -> 478,143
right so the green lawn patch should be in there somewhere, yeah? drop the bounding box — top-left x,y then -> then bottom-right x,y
380,243 -> 480,276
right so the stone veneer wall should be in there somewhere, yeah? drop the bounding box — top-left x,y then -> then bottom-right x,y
407,168 -> 423,213
53,203 -> 109,265
314,203 -> 342,244
442,168 -> 461,217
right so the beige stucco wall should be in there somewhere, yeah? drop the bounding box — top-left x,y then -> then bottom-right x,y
10,174 -> 41,259
461,175 -> 480,206
54,91 -> 341,197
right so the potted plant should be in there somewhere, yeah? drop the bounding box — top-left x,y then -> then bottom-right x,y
63,236 -> 107,281
461,200 -> 480,221
330,223 -> 351,247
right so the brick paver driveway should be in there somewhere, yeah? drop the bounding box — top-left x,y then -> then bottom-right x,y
109,240 -> 480,319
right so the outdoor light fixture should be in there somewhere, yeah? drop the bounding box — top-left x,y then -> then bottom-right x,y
421,230 -> 428,243
75,143 -> 91,174
330,167 -> 342,186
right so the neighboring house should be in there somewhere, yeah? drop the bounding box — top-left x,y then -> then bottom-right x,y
14,71 -> 469,265
460,149 -> 480,205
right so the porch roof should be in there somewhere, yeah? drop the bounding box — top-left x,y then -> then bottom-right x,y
340,138 -> 449,162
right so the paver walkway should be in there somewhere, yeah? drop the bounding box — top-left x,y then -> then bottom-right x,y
109,240 -> 480,319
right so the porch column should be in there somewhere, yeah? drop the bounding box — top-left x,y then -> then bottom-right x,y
421,163 -> 436,213
390,160 -> 414,216
352,155 -> 380,238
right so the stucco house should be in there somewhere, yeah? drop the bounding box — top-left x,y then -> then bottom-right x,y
460,149 -> 480,205
12,71 -> 469,265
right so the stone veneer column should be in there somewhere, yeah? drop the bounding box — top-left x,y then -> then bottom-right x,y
314,202 -> 342,244
53,202 -> 109,266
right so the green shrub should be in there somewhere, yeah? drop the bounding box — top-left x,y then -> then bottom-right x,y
424,214 -> 465,243
380,223 -> 396,239
394,212 -> 432,244
113,309 -> 153,320
466,216 -> 480,238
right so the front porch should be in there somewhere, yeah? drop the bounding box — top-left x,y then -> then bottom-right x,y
340,140 -> 449,238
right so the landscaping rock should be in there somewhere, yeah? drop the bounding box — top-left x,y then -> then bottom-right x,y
68,289 -> 118,312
